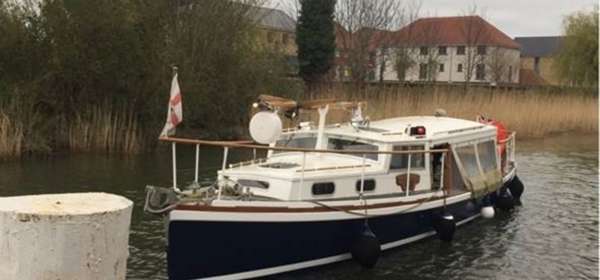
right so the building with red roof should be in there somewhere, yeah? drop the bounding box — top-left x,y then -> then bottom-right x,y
375,16 -> 521,85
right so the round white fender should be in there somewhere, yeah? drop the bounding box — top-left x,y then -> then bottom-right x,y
481,206 -> 495,219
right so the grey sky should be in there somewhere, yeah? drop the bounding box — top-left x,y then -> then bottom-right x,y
269,0 -> 597,37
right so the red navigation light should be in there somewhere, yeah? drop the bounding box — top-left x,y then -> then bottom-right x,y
409,126 -> 426,136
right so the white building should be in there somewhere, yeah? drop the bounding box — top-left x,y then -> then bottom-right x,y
376,16 -> 521,85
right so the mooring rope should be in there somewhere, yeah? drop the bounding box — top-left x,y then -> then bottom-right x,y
309,193 -> 441,218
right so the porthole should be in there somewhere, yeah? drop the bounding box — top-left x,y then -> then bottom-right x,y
355,179 -> 376,192
312,182 -> 335,195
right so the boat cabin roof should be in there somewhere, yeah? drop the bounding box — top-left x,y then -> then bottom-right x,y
305,116 -> 496,144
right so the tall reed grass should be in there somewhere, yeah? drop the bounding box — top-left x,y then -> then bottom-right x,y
0,98 -> 143,159
65,106 -> 142,154
0,112 -> 23,158
308,86 -> 598,138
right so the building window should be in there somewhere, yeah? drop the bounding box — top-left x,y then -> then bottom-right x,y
267,32 -> 275,43
508,65 -> 513,81
282,33 -> 289,45
457,63 -> 463,72
368,70 -> 375,81
355,179 -> 376,192
420,46 -> 428,55
312,182 -> 335,195
476,64 -> 485,80
534,57 -> 540,74
457,46 -> 465,55
439,63 -> 445,72
438,46 -> 447,55
419,63 -> 428,80
477,45 -> 487,55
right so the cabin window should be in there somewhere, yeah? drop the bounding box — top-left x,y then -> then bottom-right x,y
274,135 -> 317,153
455,145 -> 480,177
355,179 -> 376,192
390,145 -> 425,170
477,141 -> 497,173
312,182 -> 335,195
237,179 -> 269,189
327,138 -> 378,160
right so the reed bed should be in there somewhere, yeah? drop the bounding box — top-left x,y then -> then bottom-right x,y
0,102 -> 143,160
307,86 -> 598,138
66,106 -> 143,154
0,112 -> 23,158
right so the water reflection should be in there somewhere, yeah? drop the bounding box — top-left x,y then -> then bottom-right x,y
0,134 -> 597,280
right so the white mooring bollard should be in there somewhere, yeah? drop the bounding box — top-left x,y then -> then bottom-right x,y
0,192 -> 133,280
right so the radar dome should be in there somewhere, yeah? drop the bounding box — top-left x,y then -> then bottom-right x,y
249,111 -> 282,144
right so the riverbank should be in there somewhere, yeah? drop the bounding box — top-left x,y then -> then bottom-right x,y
306,85 -> 598,139
1,85 -> 597,160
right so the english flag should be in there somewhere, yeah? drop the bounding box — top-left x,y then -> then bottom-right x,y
160,73 -> 183,137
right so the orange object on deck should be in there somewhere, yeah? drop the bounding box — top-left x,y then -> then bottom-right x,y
490,120 -> 507,155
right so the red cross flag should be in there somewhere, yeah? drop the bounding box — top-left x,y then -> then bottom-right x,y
160,73 -> 183,137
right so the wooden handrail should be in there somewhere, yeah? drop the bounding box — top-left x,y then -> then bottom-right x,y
159,136 -> 448,155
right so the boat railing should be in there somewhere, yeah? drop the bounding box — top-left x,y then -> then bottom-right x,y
159,136 -> 449,200
499,132 -> 516,175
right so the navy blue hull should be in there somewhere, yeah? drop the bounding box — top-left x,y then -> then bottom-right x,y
167,197 -> 482,280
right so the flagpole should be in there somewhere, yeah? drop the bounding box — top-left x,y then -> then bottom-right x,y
170,65 -> 180,192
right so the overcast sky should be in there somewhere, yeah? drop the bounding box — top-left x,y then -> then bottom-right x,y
269,0 -> 597,37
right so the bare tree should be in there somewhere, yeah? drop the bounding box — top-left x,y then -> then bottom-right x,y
486,47 -> 516,84
416,18 -> 443,82
392,1 -> 421,82
335,0 -> 406,84
459,5 -> 489,89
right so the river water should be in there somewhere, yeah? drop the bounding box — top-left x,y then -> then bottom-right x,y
0,134 -> 597,279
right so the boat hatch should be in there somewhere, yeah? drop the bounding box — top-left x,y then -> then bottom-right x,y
237,179 -> 269,189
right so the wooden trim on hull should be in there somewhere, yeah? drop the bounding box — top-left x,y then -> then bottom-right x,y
175,194 -> 449,213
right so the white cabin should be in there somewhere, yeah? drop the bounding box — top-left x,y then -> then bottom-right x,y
220,116 -> 500,201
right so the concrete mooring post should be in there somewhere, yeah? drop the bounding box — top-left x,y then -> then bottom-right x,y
0,192 -> 133,280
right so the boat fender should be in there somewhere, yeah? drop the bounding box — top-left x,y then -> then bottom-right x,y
495,189 -> 515,211
481,196 -> 495,219
351,223 -> 381,268
481,206 -> 495,219
508,175 -> 524,205
434,212 -> 456,242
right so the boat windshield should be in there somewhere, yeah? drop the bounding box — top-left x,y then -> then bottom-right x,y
327,137 -> 378,160
273,134 -> 317,153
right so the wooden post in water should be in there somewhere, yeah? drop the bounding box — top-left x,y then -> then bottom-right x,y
0,192 -> 133,280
